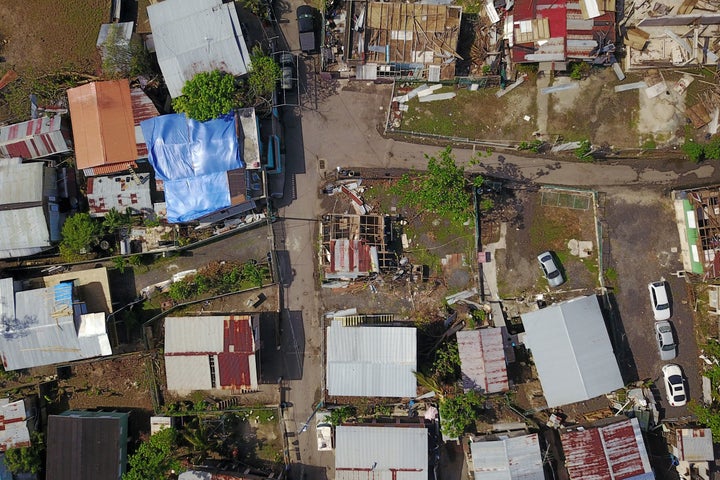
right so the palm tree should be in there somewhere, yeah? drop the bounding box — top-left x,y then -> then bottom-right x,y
413,371 -> 445,399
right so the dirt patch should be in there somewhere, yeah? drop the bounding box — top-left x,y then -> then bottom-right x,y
547,69 -> 640,147
497,189 -> 598,297
398,79 -> 538,142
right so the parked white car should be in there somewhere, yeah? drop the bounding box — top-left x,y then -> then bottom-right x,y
537,251 -> 564,288
316,411 -> 333,451
661,364 -> 687,407
648,281 -> 671,320
654,320 -> 677,361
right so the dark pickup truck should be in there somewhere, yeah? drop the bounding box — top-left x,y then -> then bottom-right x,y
296,5 -> 317,53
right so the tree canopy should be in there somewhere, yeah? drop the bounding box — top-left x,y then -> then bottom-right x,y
172,70 -> 239,122
247,47 -> 281,101
391,147 -> 482,224
59,213 -> 101,262
123,428 -> 183,480
439,390 -> 485,438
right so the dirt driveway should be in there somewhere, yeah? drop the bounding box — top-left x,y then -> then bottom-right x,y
603,187 -> 699,418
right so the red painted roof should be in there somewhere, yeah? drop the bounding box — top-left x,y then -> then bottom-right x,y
514,0 -> 535,21
218,317 -> 255,389
130,87 -> 159,158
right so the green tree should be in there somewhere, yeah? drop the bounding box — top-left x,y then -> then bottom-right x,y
439,390 -> 485,438
247,47 -> 282,101
59,213 -> 101,262
172,70 -> 239,122
168,280 -> 195,302
123,428 -> 183,480
103,207 -> 132,234
391,147 -> 482,224
4,431 -> 44,474
328,406 -> 356,426
433,341 -> 461,384
704,136 -> 720,160
100,23 -> 152,78
689,402 -> 720,441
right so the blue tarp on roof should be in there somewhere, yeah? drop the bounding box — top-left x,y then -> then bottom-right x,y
140,113 -> 243,223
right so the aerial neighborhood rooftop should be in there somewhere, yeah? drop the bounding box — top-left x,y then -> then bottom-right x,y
0,0 -> 720,479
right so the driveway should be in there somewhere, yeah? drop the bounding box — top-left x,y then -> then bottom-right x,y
603,187 -> 699,418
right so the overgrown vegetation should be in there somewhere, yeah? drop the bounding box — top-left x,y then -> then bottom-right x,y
59,212 -> 101,262
4,431 -> 44,475
682,135 -> 720,163
124,428 -> 183,480
167,260 -> 269,302
689,339 -> 720,440
518,139 -> 544,153
99,24 -> 153,78
329,406 -> 356,426
439,390 -> 485,438
247,47 -> 282,104
390,147 -> 483,224
569,62 -> 591,80
432,341 -> 461,384
574,139 -> 593,161
172,70 -> 239,121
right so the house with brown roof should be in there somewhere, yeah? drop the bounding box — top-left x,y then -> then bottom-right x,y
67,79 -> 159,177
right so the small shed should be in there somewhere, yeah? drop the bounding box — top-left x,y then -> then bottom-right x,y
457,328 -> 510,394
673,428 -> 714,480
469,433 -> 544,480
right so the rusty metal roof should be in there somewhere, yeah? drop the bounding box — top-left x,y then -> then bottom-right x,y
561,418 -> 654,480
0,115 -> 71,159
67,80 -> 139,170
164,316 -> 258,392
86,172 -> 153,217
457,328 -> 509,394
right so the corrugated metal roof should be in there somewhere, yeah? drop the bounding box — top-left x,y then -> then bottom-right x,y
87,173 -> 153,217
335,425 -> 428,480
67,80 -> 139,170
330,239 -> 373,275
676,428 -> 714,462
470,433 -> 544,480
0,207 -> 51,259
327,324 -> 416,397
0,281 -> 112,370
0,159 -> 44,204
561,418 -> 654,480
0,399 -> 30,451
457,328 -> 509,394
520,295 -> 623,407
0,115 -> 70,159
130,87 -> 160,158
147,0 -> 251,98
164,316 -> 258,392
83,161 -> 137,177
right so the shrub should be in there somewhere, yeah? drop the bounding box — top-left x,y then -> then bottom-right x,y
682,140 -> 705,163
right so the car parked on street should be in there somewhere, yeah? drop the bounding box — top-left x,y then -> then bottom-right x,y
296,5 -> 317,53
661,363 -> 687,407
537,251 -> 564,288
654,320 -> 677,360
648,280 -> 671,320
279,52 -> 295,91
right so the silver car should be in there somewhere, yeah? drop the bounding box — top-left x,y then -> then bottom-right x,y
537,251 -> 564,287
654,320 -> 676,360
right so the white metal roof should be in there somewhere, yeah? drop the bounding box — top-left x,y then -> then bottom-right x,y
520,296 -> 624,407
675,428 -> 714,462
0,207 -> 51,257
165,316 -> 226,353
335,425 -> 428,480
327,324 -> 417,398
0,283 -> 111,370
165,355 -> 214,391
0,159 -> 44,204
147,0 -> 252,98
0,399 -> 30,451
470,434 -> 544,480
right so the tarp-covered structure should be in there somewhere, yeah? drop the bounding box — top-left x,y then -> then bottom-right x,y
141,113 -> 243,223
